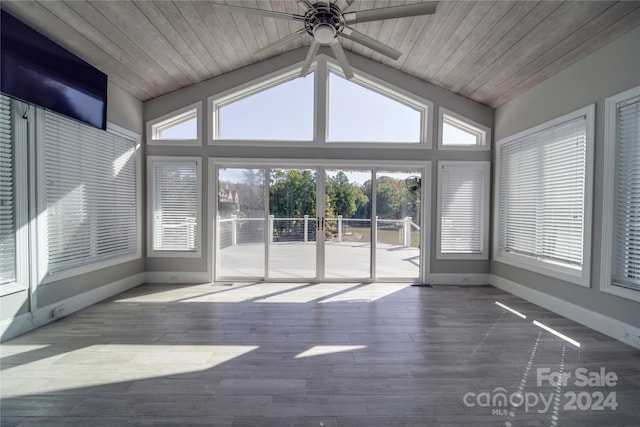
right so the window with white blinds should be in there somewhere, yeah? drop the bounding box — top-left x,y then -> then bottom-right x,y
613,94 -> 640,292
438,161 -> 489,259
149,157 -> 201,256
496,106 -> 593,285
0,95 -> 15,287
602,86 -> 640,300
43,111 -> 139,275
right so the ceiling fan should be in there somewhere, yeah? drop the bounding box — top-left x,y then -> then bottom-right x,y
210,1 -> 438,80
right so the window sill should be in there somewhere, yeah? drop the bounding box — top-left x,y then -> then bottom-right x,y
600,283 -> 640,302
41,253 -> 142,285
495,252 -> 589,288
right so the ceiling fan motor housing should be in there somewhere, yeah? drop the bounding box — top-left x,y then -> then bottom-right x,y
305,2 -> 345,44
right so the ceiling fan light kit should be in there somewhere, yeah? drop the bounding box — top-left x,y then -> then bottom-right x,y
210,1 -> 438,80
313,24 -> 336,44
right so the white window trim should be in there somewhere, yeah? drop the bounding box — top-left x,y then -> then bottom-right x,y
600,85 -> 640,302
208,157 -> 432,284
436,161 -> 490,260
438,107 -> 491,151
37,119 -> 142,285
208,54 -> 432,148
1,98 -> 29,296
147,156 -> 202,258
209,64 -> 315,145
493,105 -> 595,287
146,101 -> 202,146
324,60 -> 432,147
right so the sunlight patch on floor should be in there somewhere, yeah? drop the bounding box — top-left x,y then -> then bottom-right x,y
319,282 -> 411,303
294,345 -> 368,358
0,344 -> 259,398
255,283 -> 359,303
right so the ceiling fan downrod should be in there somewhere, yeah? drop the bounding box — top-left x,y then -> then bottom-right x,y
304,2 -> 345,45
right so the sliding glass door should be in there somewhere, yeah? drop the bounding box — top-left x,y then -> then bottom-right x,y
215,163 -> 425,282
324,169 -> 372,279
268,168 -> 318,279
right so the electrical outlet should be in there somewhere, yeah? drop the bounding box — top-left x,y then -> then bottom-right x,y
622,331 -> 640,349
52,304 -> 68,319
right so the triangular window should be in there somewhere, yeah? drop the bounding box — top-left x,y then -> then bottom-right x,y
214,71 -> 314,141
439,109 -> 489,150
147,101 -> 202,145
327,70 -> 423,143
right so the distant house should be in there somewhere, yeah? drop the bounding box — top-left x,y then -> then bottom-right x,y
218,187 -> 240,215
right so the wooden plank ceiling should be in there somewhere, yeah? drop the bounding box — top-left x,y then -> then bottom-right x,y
3,1 -> 640,107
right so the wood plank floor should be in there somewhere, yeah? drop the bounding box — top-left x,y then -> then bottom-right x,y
1,282 -> 639,426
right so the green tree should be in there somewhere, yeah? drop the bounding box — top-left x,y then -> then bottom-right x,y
269,169 -> 317,217
327,171 -> 369,218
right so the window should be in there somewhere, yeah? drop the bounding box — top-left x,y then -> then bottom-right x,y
327,70 -> 424,144
1,96 -> 28,296
41,110 -> 140,278
212,70 -> 314,141
437,161 -> 490,259
148,157 -> 201,257
0,95 -> 18,293
209,56 -> 431,146
147,101 -> 202,146
601,86 -> 640,301
495,106 -> 593,286
439,108 -> 490,150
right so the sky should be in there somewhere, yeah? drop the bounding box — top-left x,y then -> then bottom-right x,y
217,71 -> 422,142
158,68 -> 478,146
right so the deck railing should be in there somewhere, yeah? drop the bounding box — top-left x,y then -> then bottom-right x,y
218,215 -> 420,248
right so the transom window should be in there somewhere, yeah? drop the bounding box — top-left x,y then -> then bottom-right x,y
327,70 -> 423,143
439,108 -> 490,150
147,101 -> 202,146
209,56 -> 431,146
215,70 -> 314,141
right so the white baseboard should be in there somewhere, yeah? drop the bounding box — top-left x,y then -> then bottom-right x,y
0,273 -> 145,342
490,274 -> 640,350
429,273 -> 490,285
144,271 -> 210,284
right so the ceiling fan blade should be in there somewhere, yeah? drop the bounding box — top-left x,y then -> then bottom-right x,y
342,0 -> 356,12
256,29 -> 307,57
329,39 -> 354,80
296,0 -> 313,11
344,2 -> 438,24
341,27 -> 402,60
300,39 -> 320,77
210,3 -> 305,22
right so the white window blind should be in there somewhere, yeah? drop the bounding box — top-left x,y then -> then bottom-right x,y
0,95 -> 15,285
498,116 -> 587,270
439,162 -> 488,257
613,95 -> 640,292
44,111 -> 138,274
151,160 -> 199,252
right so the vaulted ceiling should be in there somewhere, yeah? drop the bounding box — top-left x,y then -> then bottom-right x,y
3,1 -> 640,107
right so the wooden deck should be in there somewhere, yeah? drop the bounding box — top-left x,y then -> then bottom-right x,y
218,242 -> 420,280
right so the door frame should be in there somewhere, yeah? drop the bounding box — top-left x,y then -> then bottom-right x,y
208,158 -> 431,283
